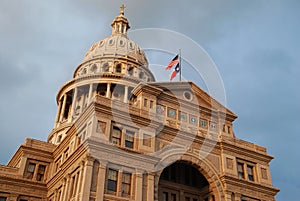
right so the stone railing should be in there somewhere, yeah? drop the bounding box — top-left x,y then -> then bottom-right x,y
0,164 -> 19,176
23,138 -> 56,153
221,135 -> 267,153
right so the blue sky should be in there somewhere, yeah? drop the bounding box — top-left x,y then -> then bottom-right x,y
0,0 -> 299,200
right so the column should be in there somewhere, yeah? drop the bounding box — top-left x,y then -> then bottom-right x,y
59,94 -> 67,122
106,83 -> 111,98
147,173 -> 154,201
53,189 -> 58,201
60,179 -> 66,201
95,163 -> 107,201
88,83 -> 94,104
76,162 -> 85,199
79,157 -> 94,201
54,99 -> 62,127
153,173 -> 160,201
62,175 -> 71,201
18,156 -> 27,175
69,87 -> 78,121
135,173 -> 143,201
124,85 -> 129,103
80,93 -> 85,113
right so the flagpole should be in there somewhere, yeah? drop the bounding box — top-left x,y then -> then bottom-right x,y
179,49 -> 182,81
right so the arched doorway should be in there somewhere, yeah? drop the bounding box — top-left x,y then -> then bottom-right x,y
158,161 -> 213,201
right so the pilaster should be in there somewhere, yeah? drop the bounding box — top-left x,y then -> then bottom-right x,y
95,162 -> 107,201
147,173 -> 155,201
79,156 -> 94,201
135,173 -> 143,201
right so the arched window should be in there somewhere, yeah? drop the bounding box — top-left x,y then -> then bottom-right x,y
116,64 -> 122,73
91,64 -> 97,73
128,67 -> 134,76
103,63 -> 109,72
139,71 -> 144,79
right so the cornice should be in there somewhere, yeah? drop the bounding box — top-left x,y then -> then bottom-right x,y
220,137 -> 274,163
220,174 -> 280,196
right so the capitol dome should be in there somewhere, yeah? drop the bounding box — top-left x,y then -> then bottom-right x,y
82,34 -> 148,67
73,6 -> 153,82
49,5 -> 156,143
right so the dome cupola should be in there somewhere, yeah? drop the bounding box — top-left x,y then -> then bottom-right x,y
111,4 -> 130,36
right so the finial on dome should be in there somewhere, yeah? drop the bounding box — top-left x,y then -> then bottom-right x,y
120,4 -> 125,15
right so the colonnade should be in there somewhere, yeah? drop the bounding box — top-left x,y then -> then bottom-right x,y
54,83 -> 133,128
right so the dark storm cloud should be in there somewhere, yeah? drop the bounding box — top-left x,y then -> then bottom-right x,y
0,0 -> 299,200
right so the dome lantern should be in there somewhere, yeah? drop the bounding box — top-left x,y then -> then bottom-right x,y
111,4 -> 130,36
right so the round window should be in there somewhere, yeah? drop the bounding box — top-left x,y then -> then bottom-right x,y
183,91 -> 193,101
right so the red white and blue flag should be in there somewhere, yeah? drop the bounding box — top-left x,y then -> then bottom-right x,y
170,63 -> 181,80
165,54 -> 179,70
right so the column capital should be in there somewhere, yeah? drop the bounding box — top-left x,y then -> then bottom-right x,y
83,154 -> 95,166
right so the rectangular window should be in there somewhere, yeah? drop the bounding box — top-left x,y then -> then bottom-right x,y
237,160 -> 256,182
25,163 -> 36,179
222,125 -> 226,132
121,172 -> 132,196
107,169 -> 118,192
111,126 -> 121,145
162,192 -> 168,201
36,165 -> 46,181
125,130 -> 134,149
200,118 -> 207,127
227,125 -> 231,134
237,162 -> 244,179
64,148 -> 69,159
144,98 -> 148,107
150,100 -> 154,109
0,197 -> 7,201
247,165 -> 254,181
171,194 -> 176,201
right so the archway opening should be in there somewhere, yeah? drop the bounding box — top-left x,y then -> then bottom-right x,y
158,161 -> 212,201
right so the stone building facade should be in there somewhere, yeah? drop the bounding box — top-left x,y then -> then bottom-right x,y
0,6 -> 279,201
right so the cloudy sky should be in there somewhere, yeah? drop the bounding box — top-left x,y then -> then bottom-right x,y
0,0 -> 299,200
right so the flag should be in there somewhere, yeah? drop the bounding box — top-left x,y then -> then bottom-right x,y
165,54 -> 179,70
170,63 -> 180,80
